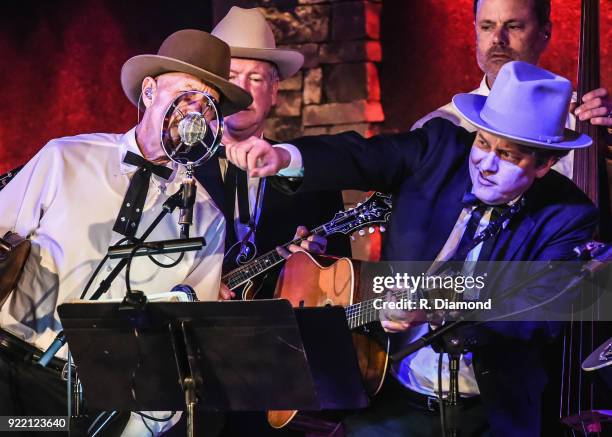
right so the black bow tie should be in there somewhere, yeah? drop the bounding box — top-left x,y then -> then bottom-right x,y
122,151 -> 173,179
452,192 -> 524,261
112,151 -> 173,238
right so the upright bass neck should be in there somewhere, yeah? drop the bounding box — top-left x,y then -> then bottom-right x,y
572,0 -> 611,240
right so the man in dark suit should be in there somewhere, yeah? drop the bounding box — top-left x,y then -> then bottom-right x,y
188,8 -> 351,437
223,61 -> 598,436
195,7 -> 350,301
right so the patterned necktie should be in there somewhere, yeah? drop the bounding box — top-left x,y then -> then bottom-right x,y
113,151 -> 173,238
451,192 -> 516,261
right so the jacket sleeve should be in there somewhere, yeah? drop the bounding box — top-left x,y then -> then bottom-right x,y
271,118 -> 469,195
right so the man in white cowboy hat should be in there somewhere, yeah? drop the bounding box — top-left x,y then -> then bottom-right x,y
411,0 -> 612,179
0,29 -> 250,434
196,7 -> 350,302
223,61 -> 598,436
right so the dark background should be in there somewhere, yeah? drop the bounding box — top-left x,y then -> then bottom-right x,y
0,0 -> 609,172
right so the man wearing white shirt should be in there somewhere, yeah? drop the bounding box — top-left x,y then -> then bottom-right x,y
0,29 -> 251,435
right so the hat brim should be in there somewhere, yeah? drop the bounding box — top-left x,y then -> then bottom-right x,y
121,54 -> 253,116
452,93 -> 592,150
230,46 -> 304,80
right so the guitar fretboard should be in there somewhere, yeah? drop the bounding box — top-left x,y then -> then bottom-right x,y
222,192 -> 392,291
223,224 -> 328,290
345,288 -> 416,329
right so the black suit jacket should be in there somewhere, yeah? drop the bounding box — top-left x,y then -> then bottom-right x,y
275,118 -> 598,436
195,142 -> 351,297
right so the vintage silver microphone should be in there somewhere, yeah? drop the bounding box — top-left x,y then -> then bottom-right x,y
160,91 -> 224,237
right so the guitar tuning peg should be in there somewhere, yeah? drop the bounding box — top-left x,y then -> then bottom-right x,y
379,225 -> 386,233
368,227 -> 375,234
358,229 -> 366,236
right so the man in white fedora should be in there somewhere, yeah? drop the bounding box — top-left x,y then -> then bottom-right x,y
223,61 -> 598,436
0,29 -> 251,435
196,7 -> 350,302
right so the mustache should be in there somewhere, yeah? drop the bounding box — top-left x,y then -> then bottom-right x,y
486,47 -> 518,60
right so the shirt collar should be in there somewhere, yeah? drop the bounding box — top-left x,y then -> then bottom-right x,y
476,75 -> 490,96
117,127 -> 178,179
118,127 -> 142,176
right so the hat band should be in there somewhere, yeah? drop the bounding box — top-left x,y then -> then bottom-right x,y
480,104 -> 565,144
536,134 -> 564,144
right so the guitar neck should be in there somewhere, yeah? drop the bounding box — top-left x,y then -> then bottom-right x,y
222,224 -> 329,290
345,288 -> 414,329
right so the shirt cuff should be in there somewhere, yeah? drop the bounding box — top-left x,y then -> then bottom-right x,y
273,144 -> 304,177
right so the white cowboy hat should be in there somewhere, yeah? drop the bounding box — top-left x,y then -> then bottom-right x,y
452,61 -> 591,150
212,7 -> 304,80
121,29 -> 252,115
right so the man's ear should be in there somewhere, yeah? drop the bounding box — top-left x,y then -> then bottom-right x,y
541,22 -> 552,46
141,76 -> 157,108
535,156 -> 556,179
270,78 -> 279,106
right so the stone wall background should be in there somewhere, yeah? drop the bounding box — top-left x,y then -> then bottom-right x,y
214,0 -> 384,143
212,0 -> 385,260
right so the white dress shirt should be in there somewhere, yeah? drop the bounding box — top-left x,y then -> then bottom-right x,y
394,206 -> 496,398
0,128 -> 225,356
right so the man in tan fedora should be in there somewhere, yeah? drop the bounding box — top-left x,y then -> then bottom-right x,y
197,7 -> 350,303
0,29 -> 250,435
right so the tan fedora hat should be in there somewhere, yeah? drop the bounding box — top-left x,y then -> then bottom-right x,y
121,29 -> 252,116
212,7 -> 304,80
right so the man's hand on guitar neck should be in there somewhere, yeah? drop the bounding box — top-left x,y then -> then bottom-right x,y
218,282 -> 235,301
276,226 -> 327,259
380,291 -> 427,333
217,226 -> 327,301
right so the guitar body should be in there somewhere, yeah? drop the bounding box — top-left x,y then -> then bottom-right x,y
268,251 -> 389,430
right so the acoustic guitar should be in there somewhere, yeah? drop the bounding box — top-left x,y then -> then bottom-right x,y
267,250 -> 390,430
222,191 -> 392,300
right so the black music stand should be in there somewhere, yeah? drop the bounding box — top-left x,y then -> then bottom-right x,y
58,299 -> 368,435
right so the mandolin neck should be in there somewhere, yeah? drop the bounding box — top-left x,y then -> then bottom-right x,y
222,224 -> 329,290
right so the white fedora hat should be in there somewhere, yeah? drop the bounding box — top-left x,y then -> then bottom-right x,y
452,61 -> 591,150
212,7 -> 304,80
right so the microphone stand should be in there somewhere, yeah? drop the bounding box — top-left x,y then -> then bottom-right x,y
390,243 -> 611,436
179,166 -> 197,239
39,188 -> 187,434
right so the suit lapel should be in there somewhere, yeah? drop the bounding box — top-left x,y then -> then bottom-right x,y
492,212 -> 535,261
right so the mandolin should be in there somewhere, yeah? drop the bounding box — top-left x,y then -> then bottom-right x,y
222,191 -> 392,300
